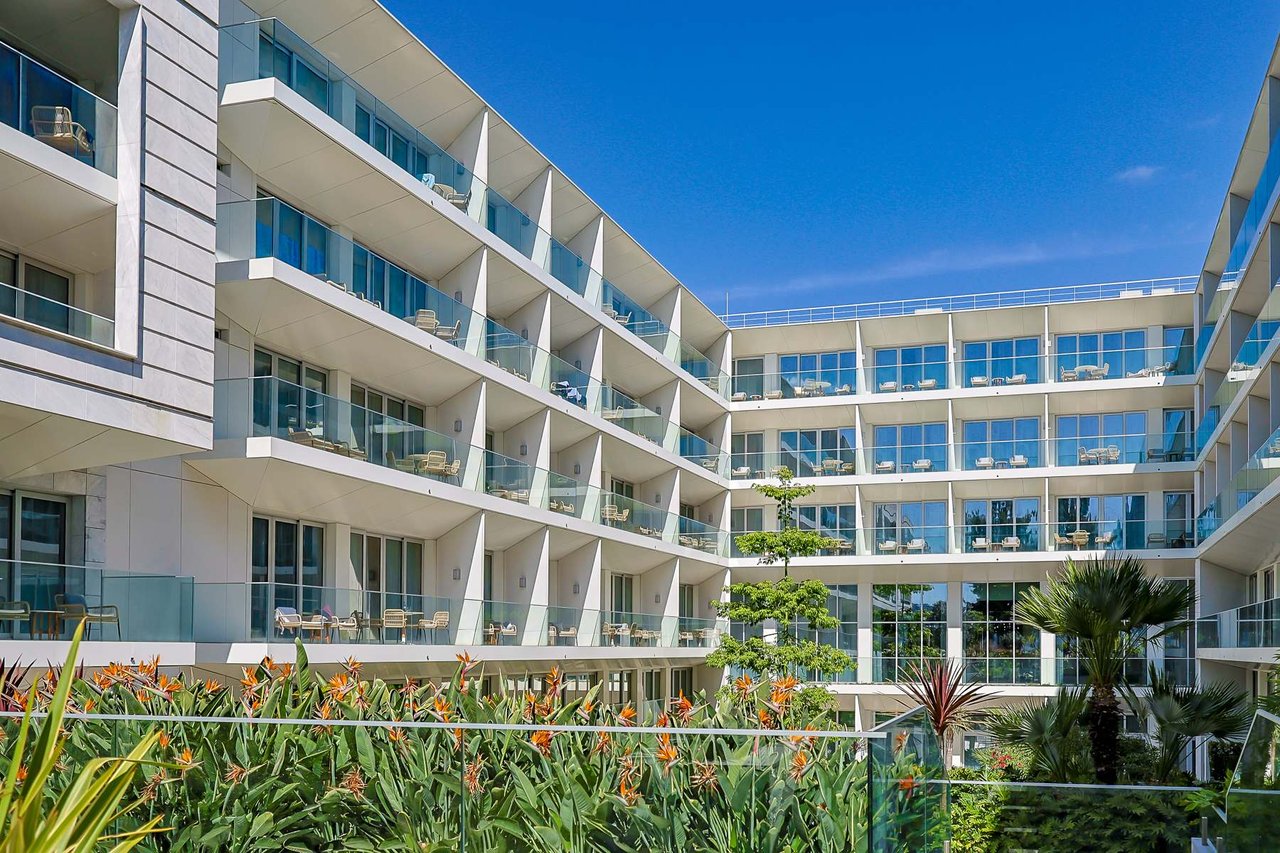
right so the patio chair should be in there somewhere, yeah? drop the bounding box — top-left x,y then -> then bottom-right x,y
822,458 -> 841,475
497,622 -> 518,643
731,466 -> 751,478
31,106 -> 93,155
1105,445 -> 1121,463
297,613 -> 329,642
381,608 -> 410,643
1059,366 -> 1078,382
975,456 -> 995,470
322,606 -> 359,642
878,380 -> 898,392
1146,533 -> 1167,548
1070,530 -> 1091,550
411,309 -> 439,333
840,461 -> 857,474
420,450 -> 449,475
1094,531 -> 1114,547
550,623 -> 577,645
385,451 -> 417,474
969,375 -> 989,387
614,313 -> 631,326
430,183 -> 472,210
731,392 -> 747,402
0,600 -> 31,637
434,320 -> 461,342
274,606 -> 303,636
906,538 -> 927,553
1006,374 -> 1027,385
875,460 -> 896,474
54,593 -> 120,640
1009,454 -> 1029,468
836,539 -> 855,552
1000,536 -> 1021,552
1077,446 -> 1092,465
1126,367 -> 1151,378
763,390 -> 784,400
911,458 -> 933,472
1054,533 -> 1072,549
878,539 -> 898,553
970,537 -> 990,552
603,622 -> 629,645
834,384 -> 853,394
701,458 -> 720,471
918,378 -> 938,390
421,610 -> 451,643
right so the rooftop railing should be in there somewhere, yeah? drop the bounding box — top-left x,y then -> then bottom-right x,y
0,38 -> 117,176
719,275 -> 1196,328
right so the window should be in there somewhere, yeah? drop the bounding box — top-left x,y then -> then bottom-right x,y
731,357 -> 765,400
1161,409 -> 1193,461
778,350 -> 857,396
562,673 -> 597,703
779,428 -> 856,477
871,422 -> 946,473
350,384 -> 429,466
1055,411 -> 1148,465
801,585 -> 857,683
872,583 -> 947,682
1163,580 -> 1195,687
873,501 -> 947,554
961,337 -> 1041,386
609,670 -> 635,707
0,491 -> 70,623
794,504 -> 856,552
642,670 -> 664,704
960,418 -> 1041,469
1054,330 -> 1146,380
963,582 -> 1041,684
730,507 -> 764,557
671,668 -> 694,699
259,30 -> 330,111
251,516 -> 325,639
254,193 -> 331,277
731,432 -> 764,476
1056,494 -> 1146,550
0,251 -> 81,339
350,531 -> 425,615
873,344 -> 947,392
611,574 -> 634,619
962,499 -> 1041,552
1163,326 -> 1193,374
1162,492 -> 1194,548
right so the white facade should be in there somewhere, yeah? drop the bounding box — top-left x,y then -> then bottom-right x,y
0,1 -> 1275,727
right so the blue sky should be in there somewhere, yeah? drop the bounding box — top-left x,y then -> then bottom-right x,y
386,1 -> 1280,315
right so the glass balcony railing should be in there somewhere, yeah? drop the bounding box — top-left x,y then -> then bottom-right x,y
0,560 -> 192,641
1197,422 -> 1280,542
0,277 -> 114,347
678,514 -> 728,556
221,19 -> 479,216
222,20 -> 716,391
679,428 -> 729,476
217,196 -> 483,355
218,375 -> 475,484
956,438 -> 1044,470
0,39 -> 117,175
677,616 -> 722,647
957,355 -> 1042,387
601,610 -> 677,646
1052,432 -> 1194,465
678,339 -> 730,399
870,359 -> 949,393
730,371 -> 857,400
731,520 -> 1192,558
1052,344 -> 1192,381
1209,125 -> 1280,317
546,471 -> 599,520
1197,597 -> 1280,649
602,494 -> 726,556
600,385 -> 667,445
867,444 -> 948,474
729,450 -> 857,479
483,449 -> 536,505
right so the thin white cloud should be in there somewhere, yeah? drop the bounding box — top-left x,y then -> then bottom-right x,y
1114,165 -> 1162,183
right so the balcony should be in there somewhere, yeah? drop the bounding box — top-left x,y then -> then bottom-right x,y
1198,598 -> 1280,657
0,560 -> 193,655
192,581 -> 719,652
219,19 -> 724,397
1196,422 -> 1280,543
0,275 -> 114,348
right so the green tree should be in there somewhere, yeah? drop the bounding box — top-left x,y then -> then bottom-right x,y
1016,555 -> 1193,784
709,468 -> 854,684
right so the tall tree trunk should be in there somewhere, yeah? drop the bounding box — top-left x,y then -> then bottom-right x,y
1085,682 -> 1122,784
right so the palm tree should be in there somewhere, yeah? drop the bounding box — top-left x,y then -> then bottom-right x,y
1121,665 -> 1251,783
986,687 -> 1092,782
1016,555 -> 1192,784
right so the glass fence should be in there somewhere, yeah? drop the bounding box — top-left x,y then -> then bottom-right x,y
1197,597 -> 1280,649
0,38 -> 117,175
957,354 -> 1041,387
869,444 -> 949,474
956,439 -> 1043,470
600,385 -> 667,445
0,560 -> 192,642
1226,709 -> 1280,851
0,277 -> 115,348
1053,344 -> 1192,381
217,196 -> 483,356
679,429 -> 729,476
679,339 -> 730,398
1053,432 -> 1194,465
601,493 -> 726,556
731,520 -> 1191,558
1197,422 -> 1280,542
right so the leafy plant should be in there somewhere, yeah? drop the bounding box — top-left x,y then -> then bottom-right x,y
1016,555 -> 1192,784
901,658 -> 988,764
0,624 -> 164,852
984,688 -> 1092,783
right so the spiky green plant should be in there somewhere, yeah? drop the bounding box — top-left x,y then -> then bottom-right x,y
1016,555 -> 1192,784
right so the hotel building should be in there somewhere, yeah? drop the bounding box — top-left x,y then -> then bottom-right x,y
0,0 -> 1275,762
